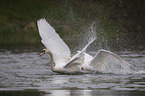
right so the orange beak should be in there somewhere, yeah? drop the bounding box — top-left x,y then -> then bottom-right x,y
40,50 -> 46,56
40,52 -> 45,56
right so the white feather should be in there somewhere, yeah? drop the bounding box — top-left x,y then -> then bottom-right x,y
90,49 -> 132,74
64,38 -> 96,68
37,19 -> 71,67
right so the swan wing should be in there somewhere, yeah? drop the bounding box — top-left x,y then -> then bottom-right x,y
37,18 -> 71,66
90,49 -> 132,74
64,38 -> 96,68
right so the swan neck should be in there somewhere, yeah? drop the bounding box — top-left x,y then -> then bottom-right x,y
47,50 -> 55,71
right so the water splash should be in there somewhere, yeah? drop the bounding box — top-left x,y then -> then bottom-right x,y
93,57 -> 145,75
88,22 -> 97,42
78,22 -> 97,50
79,23 -> 145,74
82,21 -> 110,51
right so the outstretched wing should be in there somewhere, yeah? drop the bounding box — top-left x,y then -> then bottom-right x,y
64,38 -> 96,68
90,49 -> 132,74
37,18 -> 71,66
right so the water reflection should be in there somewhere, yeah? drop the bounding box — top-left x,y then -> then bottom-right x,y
47,90 -> 94,96
1,89 -> 145,96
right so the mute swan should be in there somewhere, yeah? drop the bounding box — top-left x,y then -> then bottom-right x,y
37,18 -> 132,74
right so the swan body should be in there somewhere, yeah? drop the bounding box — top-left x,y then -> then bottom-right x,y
37,18 -> 132,74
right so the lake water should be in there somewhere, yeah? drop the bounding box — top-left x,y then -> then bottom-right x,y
0,45 -> 145,96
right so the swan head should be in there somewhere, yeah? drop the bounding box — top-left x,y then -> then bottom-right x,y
40,49 -> 49,56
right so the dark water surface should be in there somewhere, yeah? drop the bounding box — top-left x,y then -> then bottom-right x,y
0,45 -> 145,96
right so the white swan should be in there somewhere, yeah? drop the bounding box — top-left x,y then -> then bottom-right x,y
37,18 -> 132,74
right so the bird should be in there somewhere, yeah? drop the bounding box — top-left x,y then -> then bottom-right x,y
37,18 -> 132,74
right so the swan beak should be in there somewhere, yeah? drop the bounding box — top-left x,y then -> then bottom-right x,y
40,52 -> 45,56
40,50 -> 45,56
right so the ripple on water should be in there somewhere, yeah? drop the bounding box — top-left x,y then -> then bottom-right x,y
0,47 -> 145,93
